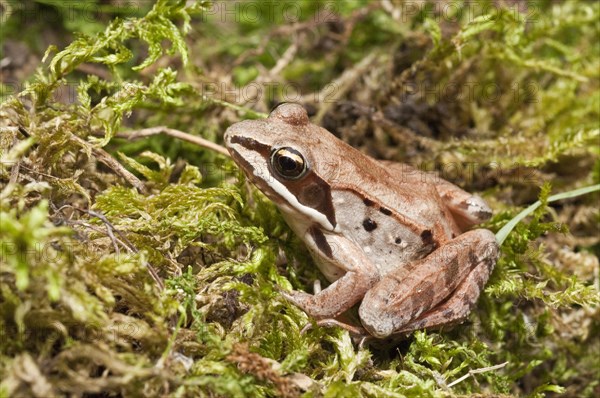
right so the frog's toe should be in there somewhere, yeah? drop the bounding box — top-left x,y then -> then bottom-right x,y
280,289 -> 309,303
280,289 -> 316,312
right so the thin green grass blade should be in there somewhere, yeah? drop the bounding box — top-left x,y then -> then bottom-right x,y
496,184 -> 600,245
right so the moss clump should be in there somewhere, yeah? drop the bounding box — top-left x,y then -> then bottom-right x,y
1,1 -> 598,397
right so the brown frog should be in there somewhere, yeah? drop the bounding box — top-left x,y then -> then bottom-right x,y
224,103 -> 498,338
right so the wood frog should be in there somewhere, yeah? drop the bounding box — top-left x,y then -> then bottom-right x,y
224,103 -> 499,338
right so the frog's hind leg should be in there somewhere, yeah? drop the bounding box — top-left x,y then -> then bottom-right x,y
303,318 -> 367,336
395,253 -> 494,334
358,229 -> 498,338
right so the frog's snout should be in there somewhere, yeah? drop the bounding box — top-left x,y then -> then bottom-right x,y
223,124 -> 237,149
223,120 -> 259,150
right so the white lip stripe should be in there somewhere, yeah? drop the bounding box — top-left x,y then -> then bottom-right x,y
229,141 -> 339,233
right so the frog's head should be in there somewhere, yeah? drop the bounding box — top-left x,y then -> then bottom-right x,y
224,103 -> 338,231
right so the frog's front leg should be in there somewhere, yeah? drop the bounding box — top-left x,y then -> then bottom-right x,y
281,231 -> 381,319
359,229 -> 498,338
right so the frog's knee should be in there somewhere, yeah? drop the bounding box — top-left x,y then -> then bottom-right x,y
358,294 -> 409,339
473,228 -> 497,244
359,305 -> 395,339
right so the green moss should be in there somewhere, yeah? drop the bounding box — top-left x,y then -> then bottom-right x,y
1,0 -> 598,397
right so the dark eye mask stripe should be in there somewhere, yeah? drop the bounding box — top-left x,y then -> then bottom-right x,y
229,135 -> 337,229
276,169 -> 337,228
230,135 -> 271,157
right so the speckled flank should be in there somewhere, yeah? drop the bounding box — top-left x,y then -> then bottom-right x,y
331,189 -> 433,276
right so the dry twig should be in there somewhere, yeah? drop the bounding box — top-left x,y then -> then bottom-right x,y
110,126 -> 230,157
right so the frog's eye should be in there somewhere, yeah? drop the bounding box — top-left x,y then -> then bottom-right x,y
270,147 -> 308,180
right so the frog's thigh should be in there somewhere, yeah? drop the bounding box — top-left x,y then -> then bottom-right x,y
396,249 -> 494,334
358,229 -> 498,338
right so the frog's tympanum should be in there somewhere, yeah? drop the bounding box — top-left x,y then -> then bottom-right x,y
224,103 -> 499,338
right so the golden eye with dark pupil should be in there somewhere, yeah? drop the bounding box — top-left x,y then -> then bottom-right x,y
271,147 -> 307,179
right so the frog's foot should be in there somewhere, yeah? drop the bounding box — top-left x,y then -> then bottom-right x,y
395,240 -> 498,334
286,282 -> 366,336
280,289 -> 313,310
301,318 -> 367,336
359,229 -> 498,338
302,319 -> 374,348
